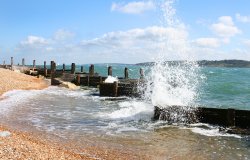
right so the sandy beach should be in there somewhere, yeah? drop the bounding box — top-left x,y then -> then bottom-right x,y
0,68 -> 147,159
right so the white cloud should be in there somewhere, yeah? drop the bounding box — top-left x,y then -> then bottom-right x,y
236,13 -> 250,23
111,1 -> 155,14
20,36 -> 49,46
80,26 -> 190,61
53,29 -> 75,41
243,39 -> 250,48
15,26 -> 250,64
211,16 -> 241,38
194,38 -> 220,48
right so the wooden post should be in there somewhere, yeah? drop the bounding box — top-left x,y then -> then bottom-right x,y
108,66 -> 112,76
77,74 -> 81,85
89,64 -> 94,76
87,76 -> 90,86
11,57 -> 13,70
44,61 -> 47,77
71,63 -> 75,74
99,76 -> 102,84
124,67 -> 128,79
22,58 -> 25,66
3,60 -> 6,69
11,57 -> 13,65
33,60 -> 36,70
140,68 -> 144,79
113,81 -> 118,97
62,63 -> 65,73
81,66 -> 84,72
227,109 -> 235,126
51,61 -> 55,85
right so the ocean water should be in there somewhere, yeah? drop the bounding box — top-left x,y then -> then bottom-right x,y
1,65 -> 250,159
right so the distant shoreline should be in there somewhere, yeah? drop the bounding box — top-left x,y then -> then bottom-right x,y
136,60 -> 250,68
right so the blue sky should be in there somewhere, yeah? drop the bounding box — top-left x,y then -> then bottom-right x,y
0,0 -> 250,64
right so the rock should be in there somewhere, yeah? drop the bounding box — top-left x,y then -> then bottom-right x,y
59,82 -> 80,90
0,131 -> 11,137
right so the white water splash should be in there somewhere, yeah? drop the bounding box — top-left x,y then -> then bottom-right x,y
104,76 -> 119,83
142,0 -> 202,109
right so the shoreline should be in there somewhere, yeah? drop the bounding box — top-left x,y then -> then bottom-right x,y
0,123 -> 147,159
0,68 -> 147,159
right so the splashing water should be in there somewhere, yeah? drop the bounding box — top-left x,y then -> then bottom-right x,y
142,0 -> 203,115
143,61 -> 200,108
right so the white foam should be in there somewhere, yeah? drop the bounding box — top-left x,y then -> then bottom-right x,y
189,123 -> 241,138
104,76 -> 118,83
42,86 -> 91,98
0,89 -> 41,114
106,101 -> 154,121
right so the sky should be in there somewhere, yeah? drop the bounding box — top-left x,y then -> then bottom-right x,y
0,0 -> 250,64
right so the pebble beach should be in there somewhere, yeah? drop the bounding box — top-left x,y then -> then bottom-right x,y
0,68 -> 147,159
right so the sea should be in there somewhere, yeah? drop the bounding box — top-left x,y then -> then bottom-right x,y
0,64 -> 250,159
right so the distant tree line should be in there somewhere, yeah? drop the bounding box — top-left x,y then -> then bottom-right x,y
136,60 -> 250,68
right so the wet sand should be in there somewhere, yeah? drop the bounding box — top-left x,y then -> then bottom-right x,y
0,68 -> 147,159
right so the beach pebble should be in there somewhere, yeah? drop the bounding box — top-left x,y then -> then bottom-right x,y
0,131 -> 11,137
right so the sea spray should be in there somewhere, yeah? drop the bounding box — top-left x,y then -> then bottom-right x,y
140,0 -> 203,123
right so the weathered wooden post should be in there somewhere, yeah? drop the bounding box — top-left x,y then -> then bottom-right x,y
3,60 -> 5,65
33,60 -> 36,70
124,67 -> 128,79
77,74 -> 81,85
81,66 -> 84,72
71,63 -> 75,74
87,76 -> 90,86
99,76 -> 102,84
140,68 -> 144,79
22,58 -> 25,66
227,109 -> 235,126
113,81 -> 118,97
51,61 -> 56,85
11,57 -> 13,70
108,66 -> 112,76
62,63 -> 66,73
44,61 -> 47,77
89,64 -> 94,76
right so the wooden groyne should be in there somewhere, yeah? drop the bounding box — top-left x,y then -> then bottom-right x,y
25,60 -> 145,97
154,106 -> 250,132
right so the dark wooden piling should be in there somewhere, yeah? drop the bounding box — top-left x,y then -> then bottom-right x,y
124,67 -> 128,79
71,63 -> 75,74
63,64 -> 66,72
108,66 -> 112,76
99,81 -> 118,97
99,76 -> 103,84
140,68 -> 144,79
153,106 -> 250,129
3,60 -> 5,65
11,57 -> 13,70
80,66 -> 83,72
44,61 -> 47,77
51,61 -> 56,85
77,74 -> 81,85
33,60 -> 36,69
22,58 -> 25,66
113,81 -> 118,97
89,64 -> 94,76
227,109 -> 235,127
